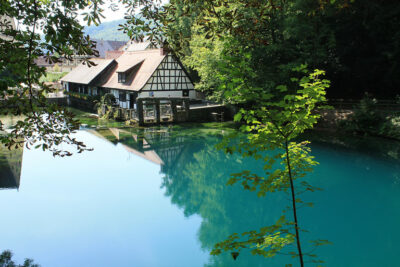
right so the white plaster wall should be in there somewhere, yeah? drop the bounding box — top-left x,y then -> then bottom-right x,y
187,82 -> 195,90
189,90 -> 197,99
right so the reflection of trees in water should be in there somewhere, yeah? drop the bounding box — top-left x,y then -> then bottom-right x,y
159,137 -> 292,266
90,127 -> 293,265
0,144 -> 23,190
159,131 -> 400,266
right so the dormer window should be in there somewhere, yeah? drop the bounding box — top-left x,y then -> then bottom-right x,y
118,72 -> 126,83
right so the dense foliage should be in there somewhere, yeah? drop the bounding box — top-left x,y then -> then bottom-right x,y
2,0 -> 397,154
121,1 -> 337,264
207,68 -> 330,265
339,94 -> 400,140
1,0 -> 398,264
94,93 -> 118,119
0,0 -> 108,156
122,0 -> 400,99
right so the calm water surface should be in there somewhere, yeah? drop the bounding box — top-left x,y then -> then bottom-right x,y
0,125 -> 399,266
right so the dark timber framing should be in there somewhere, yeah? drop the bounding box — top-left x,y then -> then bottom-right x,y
142,54 -> 193,92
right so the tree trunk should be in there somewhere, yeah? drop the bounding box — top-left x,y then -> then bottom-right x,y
285,139 -> 304,267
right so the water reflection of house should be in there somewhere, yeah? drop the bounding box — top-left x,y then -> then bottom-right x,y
0,145 -> 23,190
89,128 -> 186,168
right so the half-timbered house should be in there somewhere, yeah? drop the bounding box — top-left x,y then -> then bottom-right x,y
61,48 -> 201,110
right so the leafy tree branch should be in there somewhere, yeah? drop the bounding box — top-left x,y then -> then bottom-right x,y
0,0 -> 107,156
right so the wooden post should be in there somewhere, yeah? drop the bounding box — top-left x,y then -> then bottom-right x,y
171,100 -> 177,122
184,99 -> 190,121
137,99 -> 144,126
155,100 -> 161,124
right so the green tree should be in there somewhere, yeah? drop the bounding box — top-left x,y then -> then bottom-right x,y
120,0 -> 342,97
209,66 -> 331,265
123,1 -> 334,265
0,0 -> 105,156
159,136 -> 293,266
0,250 -> 39,267
326,0 -> 400,98
123,0 -> 400,99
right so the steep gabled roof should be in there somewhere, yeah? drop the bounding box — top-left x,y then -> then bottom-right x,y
117,58 -> 144,73
99,49 -> 166,91
61,58 -> 115,84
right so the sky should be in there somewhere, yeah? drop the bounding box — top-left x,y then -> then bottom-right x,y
99,0 -> 169,23
95,2 -> 128,23
79,1 -> 128,24
15,1 -> 168,33
14,2 -> 128,33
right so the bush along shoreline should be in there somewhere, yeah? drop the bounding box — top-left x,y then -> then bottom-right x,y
317,95 -> 400,141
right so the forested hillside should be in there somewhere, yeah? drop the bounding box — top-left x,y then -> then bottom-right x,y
84,19 -> 129,41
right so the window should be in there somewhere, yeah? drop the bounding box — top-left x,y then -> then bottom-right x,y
119,92 -> 126,102
118,73 -> 126,83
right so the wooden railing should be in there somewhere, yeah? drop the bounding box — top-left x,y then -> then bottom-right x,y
327,99 -> 400,111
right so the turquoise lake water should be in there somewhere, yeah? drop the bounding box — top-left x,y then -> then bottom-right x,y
0,125 -> 399,266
